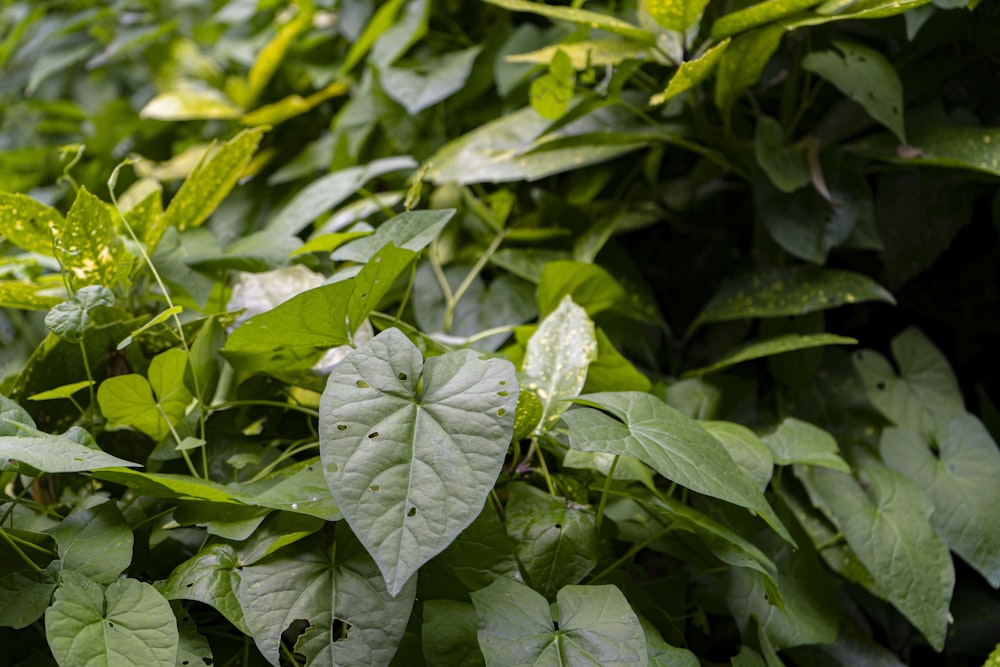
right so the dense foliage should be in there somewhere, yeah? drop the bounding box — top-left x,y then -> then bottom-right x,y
2,0 -> 1000,665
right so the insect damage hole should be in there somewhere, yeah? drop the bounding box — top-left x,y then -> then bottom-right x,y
356,380 -> 370,388
332,618 -> 353,643
367,431 -> 379,439
407,507 -> 417,517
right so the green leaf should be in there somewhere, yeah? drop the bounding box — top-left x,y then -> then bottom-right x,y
242,2 -> 314,107
319,328 -> 517,595
369,0 -> 431,68
98,348 -> 193,441
55,187 -> 126,291
755,115 -> 810,192
761,418 -> 850,472
267,156 -> 418,236
483,0 -> 656,44
222,244 -> 417,371
702,421 -> 774,491
858,126 -> 1000,177
564,392 -> 794,544
0,279 -> 67,311
159,543 -> 249,634
338,0 -> 406,74
537,261 -> 654,321
711,0 -> 824,39
694,266 -> 895,328
171,600 -> 214,667
523,296 -> 597,435
685,333 -> 857,377
582,329 -> 653,394
852,327 -> 964,437
651,39 -> 730,105
239,532 -> 416,667
46,501 -> 133,585
881,415 -> 1000,587
422,600 -> 485,667
46,572 -> 179,667
714,26 -> 784,119
506,39 -> 653,69
471,577 -> 646,666
531,49 -> 576,120
162,128 -> 265,232
332,210 -> 456,263
802,41 -> 906,144
44,286 -> 115,343
797,464 -> 953,650
139,89 -> 243,121
642,617 -> 699,666
0,561 -> 59,629
504,482 -> 598,599
0,396 -> 139,472
0,192 -> 62,255
424,103 -> 650,184
645,0 -> 713,33
383,46 -> 484,115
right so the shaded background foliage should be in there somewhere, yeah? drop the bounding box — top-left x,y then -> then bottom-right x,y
2,0 -> 1000,665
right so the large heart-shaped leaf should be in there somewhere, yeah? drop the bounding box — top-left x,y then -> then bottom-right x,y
46,572 -> 179,667
239,532 -> 415,667
319,327 -> 517,595
46,501 -> 133,584
471,577 -> 646,667
159,543 -> 249,634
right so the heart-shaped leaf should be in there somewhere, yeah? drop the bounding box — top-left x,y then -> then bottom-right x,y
319,327 -> 517,595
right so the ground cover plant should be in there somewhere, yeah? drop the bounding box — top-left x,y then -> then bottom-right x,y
1,0 -> 1000,665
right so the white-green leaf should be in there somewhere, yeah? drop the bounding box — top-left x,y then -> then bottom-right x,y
802,41 -> 906,144
797,464 -> 953,650
852,327 -> 964,438
523,296 -> 597,435
319,328 -> 517,595
239,533 -> 416,667
563,392 -> 794,544
46,501 -> 133,585
382,46 -> 483,115
471,577 -> 647,667
881,416 -> 1000,587
46,572 -> 179,667
761,418 -> 850,472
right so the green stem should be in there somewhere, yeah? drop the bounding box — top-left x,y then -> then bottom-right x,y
594,455 -> 620,535
0,526 -> 41,572
78,340 -> 96,429
394,262 -> 417,326
587,525 -> 674,584
210,400 -> 320,419
443,229 -> 506,334
532,438 -> 558,496
0,475 -> 36,525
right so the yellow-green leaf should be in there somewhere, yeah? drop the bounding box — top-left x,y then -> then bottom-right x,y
55,187 -> 126,291
711,0 -> 824,39
0,280 -> 66,311
484,0 -> 656,44
651,38 -> 730,105
645,0 -> 713,33
242,2 -> 315,108
714,25 -> 784,119
139,89 -> 243,121
530,49 -> 575,120
0,192 -> 62,255
506,39 -> 653,69
28,380 -> 95,402
240,79 -> 350,126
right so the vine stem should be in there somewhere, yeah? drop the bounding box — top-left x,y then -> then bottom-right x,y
594,454 -> 620,535
0,526 -> 41,572
443,228 -> 506,334
587,525 -> 674,584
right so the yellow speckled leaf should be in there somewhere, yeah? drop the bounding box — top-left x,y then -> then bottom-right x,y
0,280 -> 67,311
711,0 -> 823,39
506,39 -> 653,69
644,0 -> 712,33
162,127 -> 265,232
54,187 -> 126,291
651,38 -> 730,105
484,0 -> 656,44
714,25 -> 784,119
0,192 -> 63,255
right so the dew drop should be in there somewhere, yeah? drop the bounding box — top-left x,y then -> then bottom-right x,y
291,503 -> 298,510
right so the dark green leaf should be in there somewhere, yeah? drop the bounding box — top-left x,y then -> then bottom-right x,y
422,601 -> 485,667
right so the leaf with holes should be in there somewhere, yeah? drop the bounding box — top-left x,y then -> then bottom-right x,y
239,532 -> 416,667
159,543 -> 249,634
46,572 -> 179,667
471,577 -> 646,667
319,327 -> 517,595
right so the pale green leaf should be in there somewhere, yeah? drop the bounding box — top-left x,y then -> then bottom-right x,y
881,416 -> 1000,587
797,464 -> 953,650
506,39 -> 653,69
332,210 -> 455,263
28,380 -> 94,402
762,417 -> 850,472
702,421 -> 774,491
46,501 -> 133,585
0,192 -> 62,255
159,543 -> 249,634
171,600 -> 214,667
684,333 -> 857,377
117,306 -> 183,350
711,0 -> 823,39
504,482 -> 598,598
139,89 -> 242,121
471,577 -> 646,667
642,617 -> 700,666
382,46 -> 483,115
564,392 -> 794,544
98,348 -> 192,441
319,328 -> 517,595
802,41 -> 906,144
484,0 -> 656,44
714,26 -> 784,118
267,156 -> 417,236
338,0 -> 406,74
523,296 -> 597,434
162,128 -> 265,232
651,39 -> 730,106
369,0 -> 431,68
239,533 -> 416,667
695,266 -> 894,328
222,244 -> 417,372
46,572 -> 179,667
852,327 -> 964,438
645,0 -> 713,32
